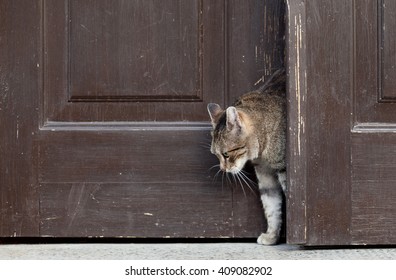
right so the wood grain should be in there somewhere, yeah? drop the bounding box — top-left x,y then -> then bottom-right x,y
0,0 -> 40,236
352,133 -> 396,244
288,0 -> 396,246
286,0 -> 307,245
43,0 -> 224,123
3,0 -> 283,240
40,182 -> 234,237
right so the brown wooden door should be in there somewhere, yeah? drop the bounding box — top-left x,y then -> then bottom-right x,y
0,0 -> 284,238
287,0 -> 396,245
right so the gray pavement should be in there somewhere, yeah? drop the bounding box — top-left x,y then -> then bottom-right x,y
0,243 -> 395,260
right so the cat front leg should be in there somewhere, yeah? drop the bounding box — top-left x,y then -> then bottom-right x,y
255,171 -> 283,245
258,187 -> 283,245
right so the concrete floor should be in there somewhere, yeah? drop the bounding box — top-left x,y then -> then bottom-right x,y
0,242 -> 395,260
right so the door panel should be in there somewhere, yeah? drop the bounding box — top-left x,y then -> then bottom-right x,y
352,0 -> 396,244
287,0 -> 352,245
352,134 -> 396,244
0,1 -> 40,236
354,0 -> 396,125
69,0 -> 200,101
287,0 -> 396,245
1,0 -> 285,238
39,0 -> 229,237
38,131 -> 214,183
43,0 -> 220,123
40,182 -> 233,237
380,0 -> 396,101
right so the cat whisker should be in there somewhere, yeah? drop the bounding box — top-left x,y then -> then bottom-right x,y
225,172 -> 232,185
199,142 -> 212,150
224,172 -> 233,192
208,165 -> 224,192
221,171 -> 225,192
234,172 -> 247,197
213,168 -> 222,183
208,164 -> 220,171
237,171 -> 258,196
239,169 -> 258,187
208,165 -> 256,198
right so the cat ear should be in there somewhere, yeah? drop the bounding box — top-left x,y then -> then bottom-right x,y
207,103 -> 223,127
226,106 -> 243,131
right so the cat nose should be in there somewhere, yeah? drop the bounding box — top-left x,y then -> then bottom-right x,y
220,164 -> 226,172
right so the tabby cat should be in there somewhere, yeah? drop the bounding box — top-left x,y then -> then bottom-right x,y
207,69 -> 286,245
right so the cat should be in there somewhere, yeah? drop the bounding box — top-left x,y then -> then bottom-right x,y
207,69 -> 286,245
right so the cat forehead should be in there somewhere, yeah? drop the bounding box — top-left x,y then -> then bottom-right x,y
213,128 -> 243,146
213,112 -> 227,131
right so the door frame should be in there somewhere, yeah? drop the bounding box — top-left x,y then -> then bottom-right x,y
286,0 -> 353,245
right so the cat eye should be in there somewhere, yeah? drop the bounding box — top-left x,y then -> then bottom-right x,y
222,152 -> 229,159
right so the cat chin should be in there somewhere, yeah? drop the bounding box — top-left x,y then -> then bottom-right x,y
227,164 -> 245,174
227,168 -> 240,175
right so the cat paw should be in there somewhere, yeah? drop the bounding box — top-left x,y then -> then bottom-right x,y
257,233 -> 279,245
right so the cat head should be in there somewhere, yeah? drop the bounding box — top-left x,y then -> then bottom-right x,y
207,103 -> 259,174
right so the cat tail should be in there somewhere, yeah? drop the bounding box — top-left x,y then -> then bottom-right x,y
256,68 -> 286,96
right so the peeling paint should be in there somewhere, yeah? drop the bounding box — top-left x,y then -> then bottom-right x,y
16,121 -> 19,140
254,76 -> 265,86
45,216 -> 61,221
295,14 -> 302,156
